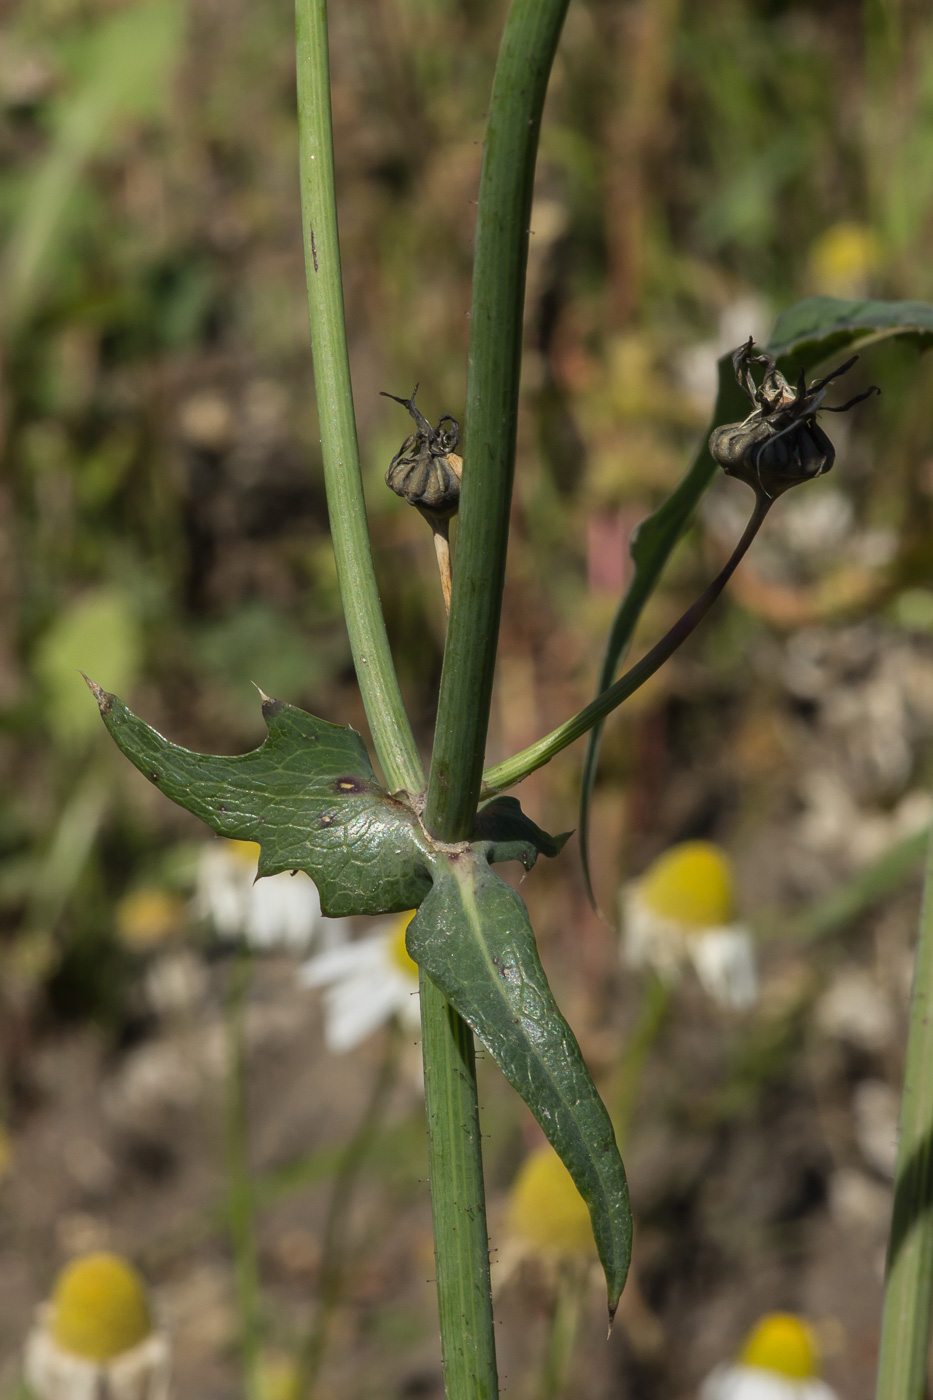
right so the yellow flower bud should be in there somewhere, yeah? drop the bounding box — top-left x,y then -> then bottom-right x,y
506,1145 -> 595,1259
637,841 -> 736,930
50,1253 -> 152,1362
388,911 -> 419,981
739,1312 -> 819,1379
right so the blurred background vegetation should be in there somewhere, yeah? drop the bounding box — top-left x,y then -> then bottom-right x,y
3,0 -> 933,1395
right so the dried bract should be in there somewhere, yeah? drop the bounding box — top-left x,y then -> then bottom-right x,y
709,337 -> 879,500
382,385 -> 463,520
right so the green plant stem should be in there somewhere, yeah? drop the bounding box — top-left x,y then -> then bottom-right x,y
424,0 -> 571,838
613,973 -> 671,1148
296,1021 -> 401,1399
224,946 -> 263,1400
482,493 -> 771,795
538,1259 -> 588,1400
875,823 -> 933,1399
417,6 -> 570,1395
420,973 -> 498,1400
295,0 -> 422,795
786,824 -> 928,945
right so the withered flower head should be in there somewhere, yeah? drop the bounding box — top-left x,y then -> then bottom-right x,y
709,337 -> 879,500
381,385 -> 463,520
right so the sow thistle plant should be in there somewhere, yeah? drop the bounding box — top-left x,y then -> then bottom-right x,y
81,0 -> 933,1394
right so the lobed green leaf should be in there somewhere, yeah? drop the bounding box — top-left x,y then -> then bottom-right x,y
89,682 -> 431,917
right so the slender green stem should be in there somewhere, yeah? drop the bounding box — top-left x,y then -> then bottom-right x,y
420,973 -> 498,1400
875,823 -> 933,1399
613,974 -> 671,1148
296,1021 -> 401,1399
295,0 -> 422,795
538,1259 -> 588,1400
224,946 -> 263,1400
784,824 -> 928,945
482,494 -> 771,795
424,0 -> 571,838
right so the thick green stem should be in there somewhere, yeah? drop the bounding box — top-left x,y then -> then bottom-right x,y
416,4 -> 570,1395
424,0 -> 571,838
420,972 -> 498,1400
875,823 -> 933,1398
295,0 -> 422,795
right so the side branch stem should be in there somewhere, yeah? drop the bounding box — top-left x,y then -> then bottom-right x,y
482,493 -> 771,794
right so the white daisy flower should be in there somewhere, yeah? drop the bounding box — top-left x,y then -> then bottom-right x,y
701,1312 -> 839,1400
621,841 -> 757,1010
25,1251 -> 171,1400
299,910 -> 421,1052
195,839 -> 338,953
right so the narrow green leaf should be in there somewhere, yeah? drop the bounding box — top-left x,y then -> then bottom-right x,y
407,847 -> 631,1315
89,683 -> 431,917
578,296 -> 933,912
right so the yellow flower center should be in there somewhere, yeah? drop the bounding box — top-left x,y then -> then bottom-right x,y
739,1312 -> 819,1379
809,222 -> 881,294
389,911 -> 419,981
229,839 -> 261,867
637,841 -> 736,929
115,888 -> 185,949
50,1253 -> 152,1361
506,1145 -> 595,1258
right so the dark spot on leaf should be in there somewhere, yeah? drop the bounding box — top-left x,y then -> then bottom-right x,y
219,804 -> 227,813
150,771 -> 160,783
320,813 -> 334,826
335,776 -> 364,793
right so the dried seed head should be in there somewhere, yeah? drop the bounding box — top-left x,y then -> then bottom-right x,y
709,337 -> 878,500
381,385 -> 463,520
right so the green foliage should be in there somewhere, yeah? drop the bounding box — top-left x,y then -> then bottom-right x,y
91,680 -> 629,1308
35,589 -> 142,748
92,686 -> 432,916
1,0 -> 184,336
408,854 -> 630,1311
579,296 -> 933,910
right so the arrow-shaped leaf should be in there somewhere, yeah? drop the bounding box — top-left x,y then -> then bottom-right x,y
89,681 -> 432,916
408,844 -> 631,1316
90,684 -> 569,916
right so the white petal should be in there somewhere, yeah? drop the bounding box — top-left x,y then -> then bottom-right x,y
689,926 -> 758,1009
299,934 -> 389,988
323,974 -> 406,1052
246,872 -> 322,951
620,885 -> 687,980
700,1365 -> 838,1400
195,844 -> 252,937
